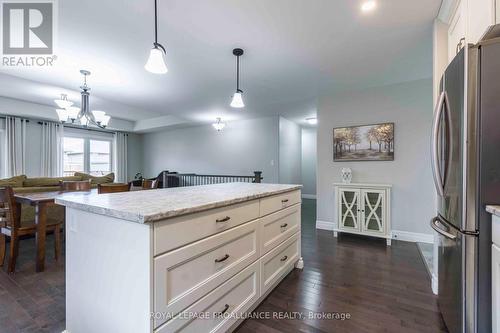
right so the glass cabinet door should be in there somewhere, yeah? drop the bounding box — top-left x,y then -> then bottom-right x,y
339,189 -> 360,231
361,189 -> 385,234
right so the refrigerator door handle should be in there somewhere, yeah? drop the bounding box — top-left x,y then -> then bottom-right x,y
431,91 -> 446,197
430,216 -> 457,240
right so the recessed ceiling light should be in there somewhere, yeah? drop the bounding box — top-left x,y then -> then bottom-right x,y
306,118 -> 317,125
361,0 -> 376,12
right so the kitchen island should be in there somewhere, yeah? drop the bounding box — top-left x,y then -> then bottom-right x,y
56,183 -> 303,333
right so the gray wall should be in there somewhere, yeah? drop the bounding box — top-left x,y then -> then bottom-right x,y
301,128 -> 317,196
141,117 -> 280,183
278,117 -> 302,185
317,79 -> 435,235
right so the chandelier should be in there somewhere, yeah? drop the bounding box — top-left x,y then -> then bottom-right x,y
55,70 -> 111,128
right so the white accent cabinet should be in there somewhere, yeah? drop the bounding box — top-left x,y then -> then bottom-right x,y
334,183 -> 392,246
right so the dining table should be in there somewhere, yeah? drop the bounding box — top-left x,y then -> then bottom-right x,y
14,189 -> 97,272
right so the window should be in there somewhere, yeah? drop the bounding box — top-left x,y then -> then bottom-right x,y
63,130 -> 113,177
89,140 -> 111,175
63,137 -> 84,176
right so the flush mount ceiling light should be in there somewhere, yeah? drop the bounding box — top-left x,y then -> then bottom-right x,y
306,117 -> 318,125
212,117 -> 226,132
54,94 -> 73,109
145,0 -> 168,74
230,48 -> 245,108
361,0 -> 377,12
54,70 -> 111,128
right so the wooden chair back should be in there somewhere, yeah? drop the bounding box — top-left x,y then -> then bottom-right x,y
60,180 -> 92,192
98,183 -> 131,194
142,179 -> 159,190
0,187 -> 20,229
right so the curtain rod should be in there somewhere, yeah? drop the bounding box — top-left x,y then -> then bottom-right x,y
0,114 -> 130,135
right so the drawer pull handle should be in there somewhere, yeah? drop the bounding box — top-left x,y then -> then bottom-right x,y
215,254 -> 230,263
282,199 -> 289,203
280,255 -> 288,262
281,223 -> 288,228
216,304 -> 230,317
216,216 -> 231,223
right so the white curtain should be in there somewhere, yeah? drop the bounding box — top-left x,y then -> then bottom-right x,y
5,116 -> 26,177
114,132 -> 128,183
40,122 -> 64,177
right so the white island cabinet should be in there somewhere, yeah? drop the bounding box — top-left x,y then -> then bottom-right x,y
56,183 -> 303,333
488,205 -> 500,333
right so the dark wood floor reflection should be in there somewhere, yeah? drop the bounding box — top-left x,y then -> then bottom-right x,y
236,199 -> 447,333
0,199 -> 446,332
0,235 -> 65,333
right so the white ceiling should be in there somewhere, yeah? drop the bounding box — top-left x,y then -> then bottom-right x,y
0,0 -> 441,129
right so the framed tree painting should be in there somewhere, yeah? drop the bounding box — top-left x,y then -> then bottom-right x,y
333,123 -> 394,161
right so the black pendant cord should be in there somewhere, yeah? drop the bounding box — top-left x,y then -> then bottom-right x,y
236,55 -> 240,92
154,0 -> 158,45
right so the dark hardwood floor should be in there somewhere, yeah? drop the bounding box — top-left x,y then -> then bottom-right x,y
235,199 -> 447,333
0,199 -> 446,333
0,235 -> 65,333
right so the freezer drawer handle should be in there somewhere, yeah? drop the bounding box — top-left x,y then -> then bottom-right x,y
430,216 -> 456,240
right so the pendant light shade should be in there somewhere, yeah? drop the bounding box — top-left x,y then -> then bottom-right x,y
212,118 -> 226,132
145,0 -> 168,74
65,106 -> 80,121
56,109 -> 69,122
145,44 -> 168,74
230,90 -> 244,108
230,48 -> 245,108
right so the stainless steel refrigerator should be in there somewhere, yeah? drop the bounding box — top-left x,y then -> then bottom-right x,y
431,25 -> 500,333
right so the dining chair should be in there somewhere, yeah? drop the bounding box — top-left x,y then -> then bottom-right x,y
142,179 -> 159,190
97,183 -> 131,194
60,180 -> 92,192
0,187 -> 63,273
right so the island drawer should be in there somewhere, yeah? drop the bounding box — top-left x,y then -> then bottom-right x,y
155,261 -> 260,333
153,220 -> 260,328
260,232 -> 300,295
154,199 -> 260,255
260,203 -> 301,254
260,190 -> 301,217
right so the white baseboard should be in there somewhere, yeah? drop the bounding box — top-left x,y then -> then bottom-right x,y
302,194 -> 317,199
314,225 -> 434,244
391,230 -> 434,244
316,220 -> 335,231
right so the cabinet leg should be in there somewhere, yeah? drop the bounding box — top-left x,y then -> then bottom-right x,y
386,238 -> 392,246
295,257 -> 304,270
334,231 -> 338,238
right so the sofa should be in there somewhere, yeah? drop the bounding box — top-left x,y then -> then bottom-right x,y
0,172 -> 115,224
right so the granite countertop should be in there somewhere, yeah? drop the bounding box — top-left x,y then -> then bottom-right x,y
486,205 -> 500,218
55,182 -> 301,224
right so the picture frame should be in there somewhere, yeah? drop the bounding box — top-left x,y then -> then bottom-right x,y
333,122 -> 395,161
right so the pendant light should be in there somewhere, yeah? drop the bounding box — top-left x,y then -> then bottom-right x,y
145,0 -> 168,74
212,118 -> 226,132
230,48 -> 245,108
